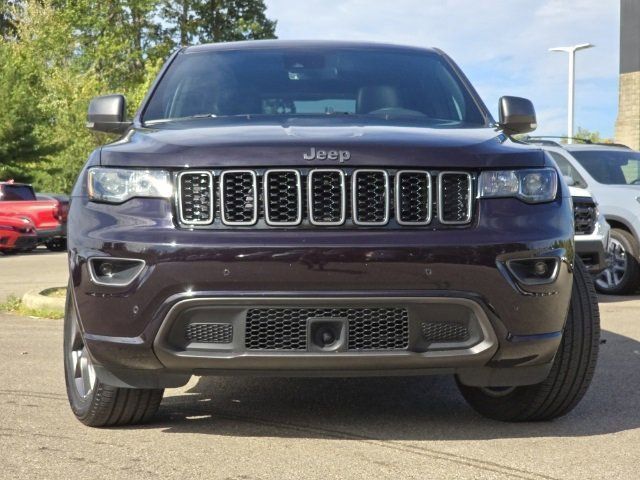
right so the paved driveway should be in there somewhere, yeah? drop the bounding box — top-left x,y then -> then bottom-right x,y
0,250 -> 67,301
0,294 -> 639,479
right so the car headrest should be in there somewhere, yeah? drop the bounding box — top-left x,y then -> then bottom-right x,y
356,85 -> 401,114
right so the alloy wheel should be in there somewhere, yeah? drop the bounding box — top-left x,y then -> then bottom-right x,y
596,237 -> 627,291
68,313 -> 96,399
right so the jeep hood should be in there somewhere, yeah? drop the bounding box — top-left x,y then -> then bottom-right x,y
99,117 -> 545,169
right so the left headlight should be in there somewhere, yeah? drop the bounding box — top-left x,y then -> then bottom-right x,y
87,168 -> 173,203
478,168 -> 558,204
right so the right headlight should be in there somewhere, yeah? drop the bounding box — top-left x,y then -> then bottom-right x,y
87,167 -> 173,203
478,168 -> 558,203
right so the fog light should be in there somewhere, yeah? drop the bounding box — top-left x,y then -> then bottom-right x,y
98,262 -> 114,277
89,257 -> 146,287
506,258 -> 559,286
533,261 -> 549,277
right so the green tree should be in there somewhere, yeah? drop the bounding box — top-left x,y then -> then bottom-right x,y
574,127 -> 613,144
162,0 -> 276,46
0,0 -> 277,193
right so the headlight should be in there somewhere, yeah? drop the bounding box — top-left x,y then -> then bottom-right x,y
87,168 -> 173,203
478,168 -> 558,203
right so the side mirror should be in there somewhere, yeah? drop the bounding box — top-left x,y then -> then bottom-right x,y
87,94 -> 131,134
498,96 -> 537,135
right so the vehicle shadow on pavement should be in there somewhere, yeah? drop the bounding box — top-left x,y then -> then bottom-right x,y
153,328 -> 639,440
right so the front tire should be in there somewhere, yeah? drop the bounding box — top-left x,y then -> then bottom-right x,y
64,287 -> 164,427
457,258 -> 600,422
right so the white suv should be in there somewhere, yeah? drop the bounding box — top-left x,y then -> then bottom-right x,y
537,141 -> 640,294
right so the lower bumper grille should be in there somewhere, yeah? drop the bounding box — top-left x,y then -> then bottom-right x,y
245,307 -> 409,351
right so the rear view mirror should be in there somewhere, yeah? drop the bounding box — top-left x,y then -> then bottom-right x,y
87,94 -> 131,134
498,96 -> 537,135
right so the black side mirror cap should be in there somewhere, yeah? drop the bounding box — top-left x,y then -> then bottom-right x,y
498,96 -> 537,135
87,94 -> 132,134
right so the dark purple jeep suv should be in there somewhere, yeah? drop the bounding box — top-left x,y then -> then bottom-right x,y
65,41 -> 600,427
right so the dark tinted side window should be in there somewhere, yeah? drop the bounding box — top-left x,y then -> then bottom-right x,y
1,185 -> 36,201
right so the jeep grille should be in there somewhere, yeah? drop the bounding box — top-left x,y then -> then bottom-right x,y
175,168 -> 474,227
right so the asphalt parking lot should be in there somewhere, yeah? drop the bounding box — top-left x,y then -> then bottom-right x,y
1,250 -> 639,479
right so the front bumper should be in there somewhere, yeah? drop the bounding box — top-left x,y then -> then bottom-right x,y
68,195 -> 574,388
575,213 -> 610,273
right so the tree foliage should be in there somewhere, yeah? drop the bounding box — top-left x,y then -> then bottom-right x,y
0,0 -> 276,192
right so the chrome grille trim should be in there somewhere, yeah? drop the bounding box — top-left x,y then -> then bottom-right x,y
263,169 -> 302,226
219,170 -> 258,226
307,169 -> 346,226
437,171 -> 473,225
352,169 -> 390,226
176,171 -> 214,225
395,170 -> 432,225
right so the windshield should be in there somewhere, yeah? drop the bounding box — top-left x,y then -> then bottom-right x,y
571,150 -> 640,185
142,47 -> 488,127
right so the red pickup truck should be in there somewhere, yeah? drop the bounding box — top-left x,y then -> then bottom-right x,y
0,181 -> 67,251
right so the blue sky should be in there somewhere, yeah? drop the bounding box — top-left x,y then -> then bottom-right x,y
265,0 -> 620,138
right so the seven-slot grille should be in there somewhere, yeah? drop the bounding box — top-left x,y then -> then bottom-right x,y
244,307 -> 409,351
176,168 -> 474,227
573,197 -> 597,235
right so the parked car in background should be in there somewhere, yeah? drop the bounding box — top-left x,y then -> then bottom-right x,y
569,185 -> 610,274
0,215 -> 37,254
36,193 -> 69,251
526,139 -> 640,295
0,181 -> 67,252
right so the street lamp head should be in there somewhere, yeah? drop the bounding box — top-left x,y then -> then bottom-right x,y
549,43 -> 594,53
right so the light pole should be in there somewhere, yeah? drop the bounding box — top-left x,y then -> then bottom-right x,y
549,43 -> 594,144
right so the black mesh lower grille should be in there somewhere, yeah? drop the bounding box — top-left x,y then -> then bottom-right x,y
439,173 -> 471,223
353,170 -> 388,224
245,307 -> 409,351
185,323 -> 233,343
397,171 -> 431,224
420,321 -> 469,343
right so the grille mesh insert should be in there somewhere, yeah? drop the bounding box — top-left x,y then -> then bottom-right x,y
420,322 -> 469,343
439,173 -> 472,224
245,307 -> 409,351
309,171 -> 344,224
353,170 -> 388,224
265,170 -> 301,224
397,171 -> 431,224
221,171 -> 257,224
178,172 -> 213,224
185,323 -> 233,343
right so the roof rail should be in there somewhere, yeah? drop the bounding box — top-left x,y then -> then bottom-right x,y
521,136 -> 631,149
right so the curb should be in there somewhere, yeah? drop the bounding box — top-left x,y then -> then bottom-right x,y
22,287 -> 66,314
